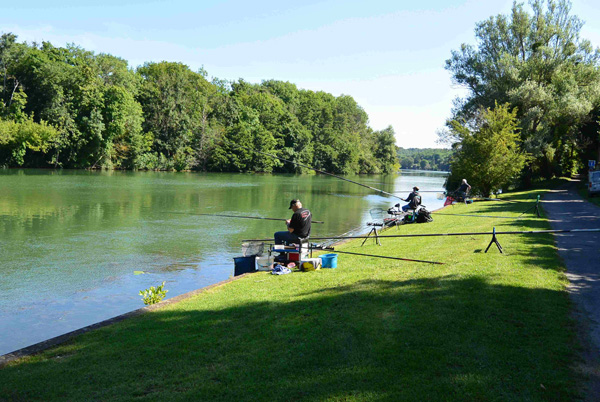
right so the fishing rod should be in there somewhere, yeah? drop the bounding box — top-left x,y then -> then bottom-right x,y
318,248 -> 444,265
474,197 -> 529,204
224,140 -> 402,200
431,212 -> 515,219
392,190 -> 444,193
242,228 -> 600,242
443,191 -> 533,204
167,212 -> 325,224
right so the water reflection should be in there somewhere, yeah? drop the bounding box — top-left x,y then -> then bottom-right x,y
0,169 -> 447,354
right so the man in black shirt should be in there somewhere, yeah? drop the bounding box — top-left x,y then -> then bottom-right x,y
274,199 -> 312,245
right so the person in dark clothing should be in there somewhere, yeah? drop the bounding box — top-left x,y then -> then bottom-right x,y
274,199 -> 312,245
401,187 -> 421,212
456,179 -> 471,201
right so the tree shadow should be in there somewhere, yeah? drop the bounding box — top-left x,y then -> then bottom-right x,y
0,275 -> 580,401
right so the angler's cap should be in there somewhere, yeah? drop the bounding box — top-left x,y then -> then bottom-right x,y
413,186 -> 419,191
289,199 -> 300,209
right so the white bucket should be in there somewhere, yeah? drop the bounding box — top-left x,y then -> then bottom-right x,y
256,256 -> 274,271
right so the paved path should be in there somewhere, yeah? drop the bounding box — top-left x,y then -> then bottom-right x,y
542,179 -> 600,397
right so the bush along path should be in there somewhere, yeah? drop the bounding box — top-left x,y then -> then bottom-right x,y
543,177 -> 600,398
0,184 -> 584,401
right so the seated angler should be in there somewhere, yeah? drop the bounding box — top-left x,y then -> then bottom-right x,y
401,186 -> 421,212
274,199 -> 312,245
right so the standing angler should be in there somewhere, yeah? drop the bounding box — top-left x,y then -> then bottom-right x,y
274,199 -> 312,245
456,179 -> 471,200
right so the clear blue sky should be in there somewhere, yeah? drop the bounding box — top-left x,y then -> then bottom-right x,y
3,0 -> 600,148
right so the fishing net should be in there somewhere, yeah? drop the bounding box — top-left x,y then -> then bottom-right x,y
369,208 -> 385,220
437,192 -> 447,200
242,242 -> 265,257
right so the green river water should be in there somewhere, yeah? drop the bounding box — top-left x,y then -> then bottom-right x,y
0,169 -> 447,354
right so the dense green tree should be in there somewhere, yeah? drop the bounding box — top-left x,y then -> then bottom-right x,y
397,148 -> 452,171
137,62 -> 216,170
0,116 -> 59,166
373,126 -> 399,173
0,34 -> 399,174
399,156 -> 414,169
447,103 -> 529,196
9,43 -> 104,167
0,33 -> 21,118
3,42 -> 148,168
102,85 -> 147,168
445,0 -> 600,181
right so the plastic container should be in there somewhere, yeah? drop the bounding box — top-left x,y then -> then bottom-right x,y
256,256 -> 274,271
234,256 -> 256,276
320,253 -> 338,268
300,257 -> 322,272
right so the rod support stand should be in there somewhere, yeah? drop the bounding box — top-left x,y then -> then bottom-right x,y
361,227 -> 382,247
485,227 -> 503,253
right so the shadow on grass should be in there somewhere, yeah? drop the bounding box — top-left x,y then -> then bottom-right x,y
436,203 -> 563,270
0,276 -> 578,401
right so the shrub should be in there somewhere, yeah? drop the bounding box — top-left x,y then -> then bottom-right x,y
139,281 -> 168,305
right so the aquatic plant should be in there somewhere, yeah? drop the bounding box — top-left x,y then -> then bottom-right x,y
139,281 -> 168,305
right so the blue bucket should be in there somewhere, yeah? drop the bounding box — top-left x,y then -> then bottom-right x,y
320,253 -> 338,268
234,256 -> 256,276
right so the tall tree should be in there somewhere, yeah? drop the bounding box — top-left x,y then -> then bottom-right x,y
448,102 -> 529,196
0,33 -> 398,173
445,0 -> 600,180
137,62 -> 215,170
373,126 -> 399,173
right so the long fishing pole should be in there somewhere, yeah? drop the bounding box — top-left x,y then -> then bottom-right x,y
432,212 -> 515,219
444,192 -> 532,204
474,197 -> 529,204
392,190 -> 444,193
167,212 -> 325,224
242,228 -> 600,242
318,248 -> 444,265
224,140 -> 402,200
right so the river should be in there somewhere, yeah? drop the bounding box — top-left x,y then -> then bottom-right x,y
0,169 -> 447,355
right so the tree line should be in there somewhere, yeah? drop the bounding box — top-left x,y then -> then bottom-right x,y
0,34 -> 398,174
397,148 -> 452,171
442,0 -> 600,195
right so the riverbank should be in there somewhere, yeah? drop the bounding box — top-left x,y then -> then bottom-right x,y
0,169 -> 447,355
0,184 -> 582,400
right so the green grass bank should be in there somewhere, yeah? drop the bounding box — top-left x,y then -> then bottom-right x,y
0,184 -> 581,401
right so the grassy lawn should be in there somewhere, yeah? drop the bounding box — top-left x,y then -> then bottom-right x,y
0,186 -> 581,401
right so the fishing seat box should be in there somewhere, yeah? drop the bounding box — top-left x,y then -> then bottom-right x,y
288,250 -> 309,262
271,244 -> 309,262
